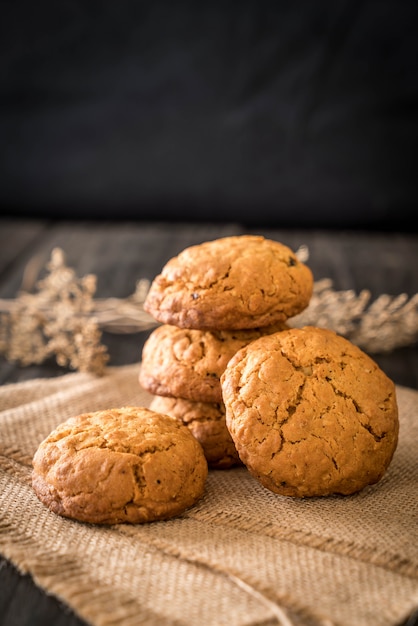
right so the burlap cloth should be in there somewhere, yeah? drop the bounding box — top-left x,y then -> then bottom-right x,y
0,364 -> 417,626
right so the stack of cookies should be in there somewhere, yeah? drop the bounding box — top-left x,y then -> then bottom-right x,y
139,235 -> 314,469
140,234 -> 399,498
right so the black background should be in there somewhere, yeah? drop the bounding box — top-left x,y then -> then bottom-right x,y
1,0 -> 417,229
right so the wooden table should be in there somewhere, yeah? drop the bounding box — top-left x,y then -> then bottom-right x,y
1,218 -> 417,626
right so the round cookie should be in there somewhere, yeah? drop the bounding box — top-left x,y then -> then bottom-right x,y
143,235 -> 313,330
221,326 -> 399,498
32,406 -> 208,524
150,395 -> 241,469
139,322 -> 288,403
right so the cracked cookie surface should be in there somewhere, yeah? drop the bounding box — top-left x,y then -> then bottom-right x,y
32,406 -> 208,524
149,395 -> 241,469
221,326 -> 399,497
139,322 -> 288,403
143,235 -> 313,329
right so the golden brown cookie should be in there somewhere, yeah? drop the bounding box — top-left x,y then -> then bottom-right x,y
221,326 -> 399,498
149,395 -> 241,469
139,322 -> 288,403
32,406 -> 208,524
143,235 -> 313,330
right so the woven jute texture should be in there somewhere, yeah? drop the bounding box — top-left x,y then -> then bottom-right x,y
0,364 -> 417,626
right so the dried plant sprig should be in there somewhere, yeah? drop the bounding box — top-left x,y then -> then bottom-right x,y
92,280 -> 158,333
0,249 -> 110,375
289,278 -> 418,353
0,247 -> 417,375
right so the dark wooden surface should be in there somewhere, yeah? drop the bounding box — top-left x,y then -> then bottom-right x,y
0,218 -> 417,626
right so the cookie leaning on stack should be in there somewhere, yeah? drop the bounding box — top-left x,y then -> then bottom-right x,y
140,235 -> 314,469
221,326 -> 399,497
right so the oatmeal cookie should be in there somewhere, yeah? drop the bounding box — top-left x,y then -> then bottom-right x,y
221,326 -> 399,497
143,235 -> 313,329
139,322 -> 288,403
150,395 -> 241,469
32,406 -> 208,524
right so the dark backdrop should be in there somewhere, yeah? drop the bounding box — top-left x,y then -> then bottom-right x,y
1,0 -> 417,229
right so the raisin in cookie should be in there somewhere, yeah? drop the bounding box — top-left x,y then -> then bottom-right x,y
32,407 -> 208,524
143,235 -> 313,330
150,395 -> 241,469
221,326 -> 399,498
139,322 -> 288,403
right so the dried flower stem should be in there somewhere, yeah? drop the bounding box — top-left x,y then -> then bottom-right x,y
290,278 -> 418,353
0,248 -> 417,375
0,249 -> 112,375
